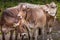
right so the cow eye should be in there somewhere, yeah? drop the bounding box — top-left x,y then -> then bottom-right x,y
51,6 -> 57,8
51,6 -> 55,8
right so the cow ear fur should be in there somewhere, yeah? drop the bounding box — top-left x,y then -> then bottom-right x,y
20,4 -> 27,10
46,4 -> 49,8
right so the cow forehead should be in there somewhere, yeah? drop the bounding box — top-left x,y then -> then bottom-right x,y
50,2 -> 57,7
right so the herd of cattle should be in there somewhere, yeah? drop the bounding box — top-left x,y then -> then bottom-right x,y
0,2 -> 57,40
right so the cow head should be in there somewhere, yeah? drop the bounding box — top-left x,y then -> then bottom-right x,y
45,2 -> 57,16
17,4 -> 31,19
14,4 -> 28,27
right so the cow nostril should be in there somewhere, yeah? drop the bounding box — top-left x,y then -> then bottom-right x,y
19,16 -> 22,19
17,16 -> 22,20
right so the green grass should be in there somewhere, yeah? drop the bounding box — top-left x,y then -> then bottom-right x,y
0,1 -> 19,17
56,2 -> 60,21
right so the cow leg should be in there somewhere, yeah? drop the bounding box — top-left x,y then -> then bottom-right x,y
9,30 -> 14,40
28,30 -> 32,40
27,31 -> 30,40
29,33 -> 32,40
1,27 -> 5,40
49,27 -> 53,40
34,28 -> 38,40
47,27 -> 53,40
15,31 -> 18,40
20,33 -> 24,40
2,31 -> 5,40
20,33 -> 21,40
21,34 -> 24,40
41,26 -> 46,40
47,22 -> 53,40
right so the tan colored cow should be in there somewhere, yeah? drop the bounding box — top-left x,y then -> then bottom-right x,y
17,4 -> 47,40
18,2 -> 57,40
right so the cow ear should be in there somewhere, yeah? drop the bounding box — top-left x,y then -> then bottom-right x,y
46,4 -> 49,8
20,4 -> 27,10
22,5 -> 31,11
22,5 -> 27,9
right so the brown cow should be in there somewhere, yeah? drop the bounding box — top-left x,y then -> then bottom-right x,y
17,4 -> 47,40
17,2 -> 57,40
19,2 -> 57,40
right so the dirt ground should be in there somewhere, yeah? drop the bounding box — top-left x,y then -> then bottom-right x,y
0,19 -> 60,40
